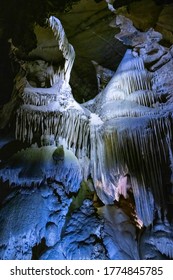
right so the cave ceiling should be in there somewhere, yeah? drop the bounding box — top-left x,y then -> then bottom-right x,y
29,0 -> 127,102
1,0 -> 173,105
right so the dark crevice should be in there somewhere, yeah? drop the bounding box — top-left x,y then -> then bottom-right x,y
32,238 -> 48,260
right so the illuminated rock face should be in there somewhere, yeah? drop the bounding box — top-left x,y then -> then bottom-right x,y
0,13 -> 173,260
0,184 -> 73,260
85,49 -> 172,227
40,199 -> 108,260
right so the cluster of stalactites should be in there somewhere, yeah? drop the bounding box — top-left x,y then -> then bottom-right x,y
116,50 -> 145,73
23,91 -> 58,106
95,51 -> 161,124
89,115 -> 171,226
13,39 -> 172,228
48,66 -> 67,87
48,16 -> 75,84
14,15 -> 90,162
22,78 -> 68,107
126,90 -> 159,107
102,50 -> 152,106
15,106 -> 90,159
88,50 -> 172,226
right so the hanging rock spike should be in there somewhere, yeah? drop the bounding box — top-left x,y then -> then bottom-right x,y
48,16 -> 75,84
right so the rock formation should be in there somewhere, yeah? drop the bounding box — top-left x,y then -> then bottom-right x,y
0,0 -> 173,260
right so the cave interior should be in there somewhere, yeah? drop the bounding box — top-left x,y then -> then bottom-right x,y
0,0 -> 173,260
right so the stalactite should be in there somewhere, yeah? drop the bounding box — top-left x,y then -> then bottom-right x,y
126,90 -> 159,107
48,16 -> 75,84
100,50 -> 152,107
13,15 -> 90,165
15,105 -> 90,159
85,49 -> 173,226
116,50 -> 145,72
92,114 -> 171,225
98,100 -> 159,121
22,89 -> 58,106
13,47 -> 173,226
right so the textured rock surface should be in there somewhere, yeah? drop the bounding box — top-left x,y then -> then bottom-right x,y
139,218 -> 173,259
0,184 -> 72,259
53,0 -> 126,101
98,206 -> 139,259
0,145 -> 82,193
156,4 -> 173,43
0,0 -> 173,260
40,199 -> 107,260
115,0 -> 173,44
